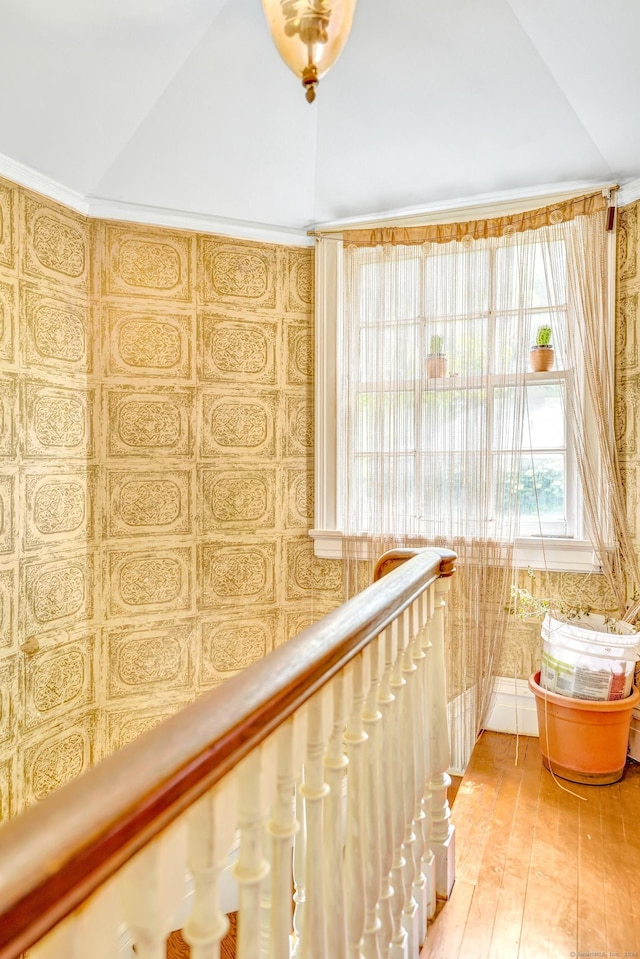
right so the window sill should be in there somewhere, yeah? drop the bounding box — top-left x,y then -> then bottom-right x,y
309,529 -> 602,574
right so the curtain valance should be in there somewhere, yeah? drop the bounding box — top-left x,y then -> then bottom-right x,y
342,191 -> 609,248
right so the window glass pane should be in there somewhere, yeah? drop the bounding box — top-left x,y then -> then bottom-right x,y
495,240 -> 567,311
353,454 -> 415,533
494,310 -> 567,374
421,389 -> 486,451
493,383 -> 564,450
417,452 -> 488,534
359,255 -> 422,322
424,247 -> 489,316
494,453 -> 566,528
359,322 -> 420,382
356,391 -> 415,453
427,317 -> 488,377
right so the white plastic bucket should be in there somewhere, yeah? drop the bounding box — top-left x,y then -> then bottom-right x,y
540,613 -> 640,701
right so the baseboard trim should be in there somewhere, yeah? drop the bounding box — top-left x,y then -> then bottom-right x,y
483,676 -> 539,737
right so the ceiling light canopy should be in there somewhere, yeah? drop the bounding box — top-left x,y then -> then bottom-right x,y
261,0 -> 357,103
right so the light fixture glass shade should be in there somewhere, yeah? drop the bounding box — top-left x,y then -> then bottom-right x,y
261,0 -> 358,102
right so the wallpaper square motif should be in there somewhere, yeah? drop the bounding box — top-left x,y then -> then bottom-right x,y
616,291 -> 638,371
21,633 -> 95,732
0,375 -> 17,458
105,702 -> 187,754
105,546 -> 194,619
285,468 -> 313,527
0,758 -> 12,821
199,466 -> 277,532
199,540 -> 277,608
0,180 -> 16,270
199,611 -> 276,684
24,468 -> 97,550
284,393 -> 314,456
21,283 -> 91,375
106,468 -> 192,539
199,312 -> 277,384
106,387 -> 194,458
284,538 -> 344,601
20,709 -> 97,806
0,657 -> 17,747
285,250 -> 314,313
21,552 -> 96,637
23,380 -> 95,459
198,237 -> 277,310
200,390 -> 278,458
0,474 -> 15,554
104,304 -> 194,380
103,225 -> 194,302
22,194 -> 88,291
618,205 -> 638,283
285,322 -> 313,386
105,619 -> 195,699
0,279 -> 17,364
0,567 -> 16,651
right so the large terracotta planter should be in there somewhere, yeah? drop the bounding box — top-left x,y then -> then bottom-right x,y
528,671 -> 640,785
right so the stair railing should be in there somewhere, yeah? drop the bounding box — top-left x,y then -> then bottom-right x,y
0,547 -> 456,959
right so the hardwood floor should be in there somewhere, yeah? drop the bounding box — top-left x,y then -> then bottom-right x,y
424,731 -> 640,958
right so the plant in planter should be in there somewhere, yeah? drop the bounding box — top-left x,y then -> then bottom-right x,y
530,323 -> 555,372
509,570 -> 640,784
426,333 -> 447,378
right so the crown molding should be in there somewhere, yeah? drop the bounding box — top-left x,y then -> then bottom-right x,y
0,150 -> 89,214
618,177 -> 640,208
312,178 -> 618,233
0,150 -> 313,247
86,196 -> 313,247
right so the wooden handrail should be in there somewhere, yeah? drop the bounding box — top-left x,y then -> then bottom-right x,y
0,547 -> 455,959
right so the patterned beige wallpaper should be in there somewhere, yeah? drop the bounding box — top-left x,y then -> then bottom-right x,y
0,174 -> 344,821
495,200 -> 640,681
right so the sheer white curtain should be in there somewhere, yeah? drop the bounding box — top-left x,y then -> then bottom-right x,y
338,195 -> 635,767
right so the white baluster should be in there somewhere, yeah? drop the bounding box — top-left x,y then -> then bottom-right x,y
388,620 -> 408,959
323,673 -> 348,959
376,625 -> 396,957
408,598 -> 428,944
344,656 -> 367,959
300,691 -> 330,959
183,778 -> 237,959
429,575 -> 455,900
362,640 -> 383,959
121,819 -> 188,959
420,587 -> 436,921
234,749 -> 270,959
399,609 -> 419,959
291,781 -> 306,959
267,719 -> 299,959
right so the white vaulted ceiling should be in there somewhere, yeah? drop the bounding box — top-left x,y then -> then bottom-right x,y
1,0 -> 639,239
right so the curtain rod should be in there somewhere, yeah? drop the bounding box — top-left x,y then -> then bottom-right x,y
307,184 -> 619,238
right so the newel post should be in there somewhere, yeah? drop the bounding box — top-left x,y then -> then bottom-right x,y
428,574 -> 455,899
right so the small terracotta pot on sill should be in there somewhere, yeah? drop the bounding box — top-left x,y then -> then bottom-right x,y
529,346 -> 554,372
426,354 -> 447,378
528,671 -> 640,785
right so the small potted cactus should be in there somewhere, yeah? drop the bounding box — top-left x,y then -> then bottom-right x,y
530,324 -> 554,372
426,333 -> 447,378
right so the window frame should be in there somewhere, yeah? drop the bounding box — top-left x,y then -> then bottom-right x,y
311,234 -> 612,573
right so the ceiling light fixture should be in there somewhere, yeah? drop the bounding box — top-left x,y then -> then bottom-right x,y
261,0 -> 357,103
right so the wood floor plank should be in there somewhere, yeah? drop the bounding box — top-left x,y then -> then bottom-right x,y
423,879 -> 475,958
575,780 -> 607,954
453,733 -> 514,885
487,736 -> 543,959
599,774 -> 640,952
456,736 -> 527,959
518,764 -> 580,959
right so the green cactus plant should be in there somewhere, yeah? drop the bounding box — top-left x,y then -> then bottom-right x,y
535,324 -> 552,347
429,334 -> 444,354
